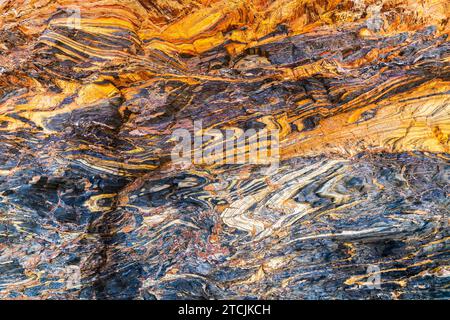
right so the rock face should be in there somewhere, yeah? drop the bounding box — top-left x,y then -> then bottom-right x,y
0,0 -> 449,299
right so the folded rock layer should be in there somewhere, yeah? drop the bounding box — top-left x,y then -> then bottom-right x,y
0,0 -> 449,299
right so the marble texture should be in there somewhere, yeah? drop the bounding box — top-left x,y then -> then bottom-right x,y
0,0 -> 449,299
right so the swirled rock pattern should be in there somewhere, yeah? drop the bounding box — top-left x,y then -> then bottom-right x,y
0,0 -> 449,299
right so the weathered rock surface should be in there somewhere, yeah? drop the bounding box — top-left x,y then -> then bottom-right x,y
0,0 -> 448,299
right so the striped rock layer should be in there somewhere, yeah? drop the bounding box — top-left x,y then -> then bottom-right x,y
0,0 -> 449,299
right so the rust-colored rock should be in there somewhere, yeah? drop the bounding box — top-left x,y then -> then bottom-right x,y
0,0 -> 448,299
